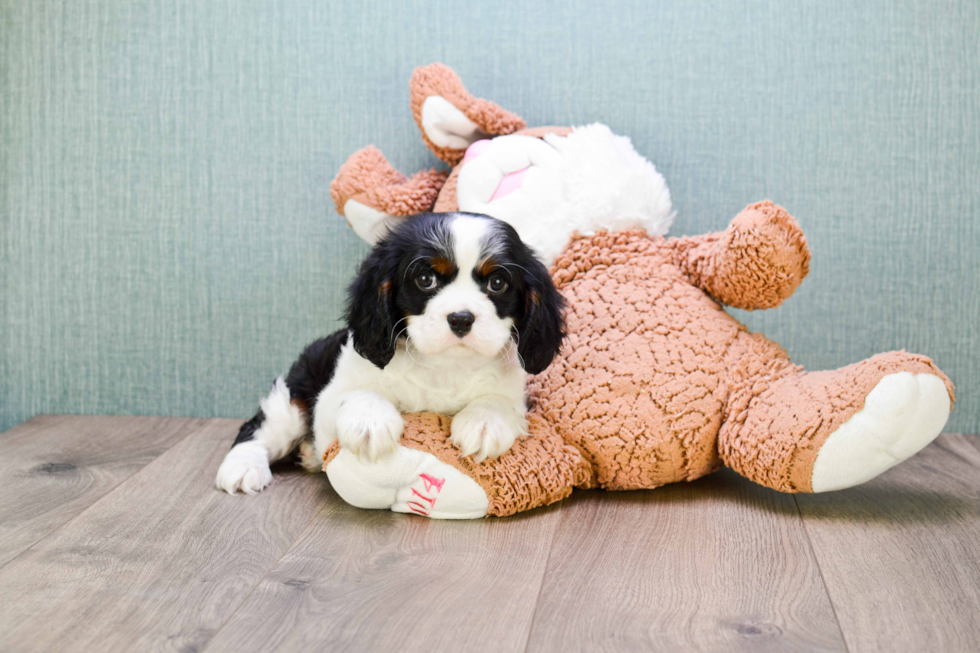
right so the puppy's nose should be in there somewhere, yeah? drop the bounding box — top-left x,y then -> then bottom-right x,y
447,311 -> 475,337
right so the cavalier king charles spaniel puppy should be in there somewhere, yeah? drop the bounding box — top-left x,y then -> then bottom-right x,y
216,212 -> 565,494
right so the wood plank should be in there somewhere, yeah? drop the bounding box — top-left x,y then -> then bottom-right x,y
525,470 -> 847,652
0,415 -> 197,567
796,433 -> 980,652
202,498 -> 564,653
0,417 -> 330,653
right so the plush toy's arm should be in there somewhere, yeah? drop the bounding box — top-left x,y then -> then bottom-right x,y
330,146 -> 447,244
663,201 -> 811,310
410,63 -> 526,166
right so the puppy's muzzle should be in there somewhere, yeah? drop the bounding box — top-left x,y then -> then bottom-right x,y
447,311 -> 475,337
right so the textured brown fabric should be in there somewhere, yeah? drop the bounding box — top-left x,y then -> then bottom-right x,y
535,230 -> 737,490
327,63 -> 955,514
322,412 -> 592,517
532,225 -> 952,494
433,165 -> 461,213
409,63 -> 526,166
322,194 -> 954,513
720,349 -> 954,492
666,201 -> 811,310
329,145 -> 446,217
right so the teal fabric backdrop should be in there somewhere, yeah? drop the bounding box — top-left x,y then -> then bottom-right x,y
2,0 -> 978,434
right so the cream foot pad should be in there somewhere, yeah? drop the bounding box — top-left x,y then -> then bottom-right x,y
811,372 -> 951,492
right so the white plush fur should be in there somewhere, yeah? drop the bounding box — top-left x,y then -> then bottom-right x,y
457,123 -> 674,263
811,372 -> 951,492
345,122 -> 675,260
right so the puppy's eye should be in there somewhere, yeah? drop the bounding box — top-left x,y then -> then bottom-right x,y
487,274 -> 508,294
416,272 -> 438,291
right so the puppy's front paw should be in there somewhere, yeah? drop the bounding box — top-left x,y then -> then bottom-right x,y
336,391 -> 404,462
215,442 -> 273,494
450,404 -> 521,462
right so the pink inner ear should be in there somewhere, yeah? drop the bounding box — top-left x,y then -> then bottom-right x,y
490,167 -> 528,202
463,139 -> 492,162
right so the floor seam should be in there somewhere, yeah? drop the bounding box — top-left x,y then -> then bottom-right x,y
793,495 -> 852,653
520,499 -> 565,653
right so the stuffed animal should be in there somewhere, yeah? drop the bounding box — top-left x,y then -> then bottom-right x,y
321,63 -> 954,519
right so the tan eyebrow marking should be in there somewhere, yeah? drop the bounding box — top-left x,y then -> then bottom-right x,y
430,256 -> 454,276
477,258 -> 497,277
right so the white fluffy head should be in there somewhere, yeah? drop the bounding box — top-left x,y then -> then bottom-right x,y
456,123 -> 674,264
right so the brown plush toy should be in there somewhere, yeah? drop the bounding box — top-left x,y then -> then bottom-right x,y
321,63 -> 954,519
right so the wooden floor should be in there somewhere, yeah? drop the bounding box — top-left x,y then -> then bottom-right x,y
0,416 -> 978,652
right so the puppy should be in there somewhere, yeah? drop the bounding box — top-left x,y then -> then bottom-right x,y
216,212 -> 565,494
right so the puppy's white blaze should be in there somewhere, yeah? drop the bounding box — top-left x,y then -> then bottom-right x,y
450,213 -> 503,271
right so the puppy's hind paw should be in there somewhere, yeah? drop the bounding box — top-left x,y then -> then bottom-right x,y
297,439 -> 322,473
215,442 -> 273,494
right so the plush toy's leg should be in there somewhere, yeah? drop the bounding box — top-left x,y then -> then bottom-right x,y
321,413 -> 589,518
720,338 -> 954,493
329,146 -> 447,244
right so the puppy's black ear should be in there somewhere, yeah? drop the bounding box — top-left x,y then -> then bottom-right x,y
517,256 -> 566,375
345,241 -> 400,369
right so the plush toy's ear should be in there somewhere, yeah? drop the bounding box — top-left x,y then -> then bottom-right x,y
345,239 -> 401,369
331,146 -> 447,245
410,63 -> 527,166
516,255 -> 566,375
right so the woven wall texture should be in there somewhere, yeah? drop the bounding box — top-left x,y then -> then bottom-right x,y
1,1 -> 977,433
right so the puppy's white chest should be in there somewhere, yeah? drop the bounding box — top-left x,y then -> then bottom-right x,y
380,349 -> 513,414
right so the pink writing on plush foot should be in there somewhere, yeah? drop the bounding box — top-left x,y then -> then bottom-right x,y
406,474 -> 446,516
411,487 -> 436,508
420,473 -> 445,493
